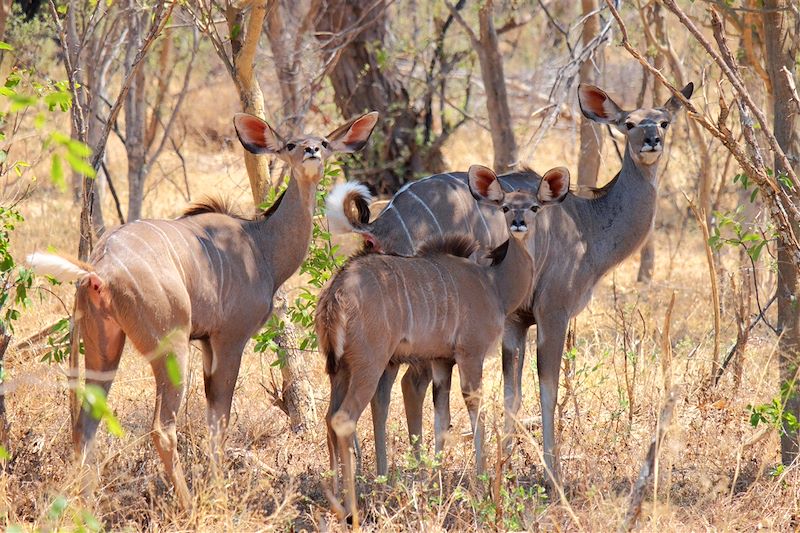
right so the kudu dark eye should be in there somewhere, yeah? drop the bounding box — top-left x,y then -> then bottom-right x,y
625,122 -> 635,130
530,205 -> 540,213
502,205 -> 510,213
286,143 -> 296,151
322,140 -> 330,149
660,121 -> 669,129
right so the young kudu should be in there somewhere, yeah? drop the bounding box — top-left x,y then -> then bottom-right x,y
27,111 -> 378,507
327,82 -> 693,488
317,165 -> 569,507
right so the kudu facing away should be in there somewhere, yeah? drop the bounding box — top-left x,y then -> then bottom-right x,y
317,164 -> 569,505
327,82 -> 693,488
26,111 -> 378,507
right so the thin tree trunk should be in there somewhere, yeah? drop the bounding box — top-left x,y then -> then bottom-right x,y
477,0 -> 517,173
124,8 -> 147,222
0,323 -> 9,456
763,0 -> 800,465
317,0 -> 443,194
577,0 -> 604,188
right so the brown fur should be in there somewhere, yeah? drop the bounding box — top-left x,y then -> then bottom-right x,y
181,196 -> 246,219
415,234 -> 479,258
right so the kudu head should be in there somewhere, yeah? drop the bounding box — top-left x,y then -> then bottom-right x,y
578,82 -> 694,167
468,164 -> 570,239
233,111 -> 379,182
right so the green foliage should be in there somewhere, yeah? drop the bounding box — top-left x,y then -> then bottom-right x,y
748,379 -> 800,436
253,163 -> 347,367
78,384 -> 124,438
471,473 -> 548,530
708,205 -> 773,262
40,317 -> 72,363
0,205 -> 33,335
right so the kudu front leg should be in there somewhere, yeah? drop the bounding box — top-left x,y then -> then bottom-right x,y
400,363 -> 432,459
456,354 -> 486,475
535,312 -> 569,492
501,316 -> 530,456
370,363 -> 399,477
150,342 -> 191,508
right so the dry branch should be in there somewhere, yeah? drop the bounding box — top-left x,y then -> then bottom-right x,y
620,387 -> 680,532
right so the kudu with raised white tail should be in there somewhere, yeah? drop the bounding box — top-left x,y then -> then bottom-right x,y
327,82 -> 693,488
27,111 -> 378,507
317,164 -> 569,506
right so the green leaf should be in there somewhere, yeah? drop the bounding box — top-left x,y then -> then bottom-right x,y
165,352 -> 183,387
44,91 -> 72,112
48,495 -> 68,520
0,41 -> 13,51
9,93 -> 36,111
230,23 -> 242,40
50,154 -> 65,190
64,152 -> 96,178
66,138 -> 92,157
0,445 -> 10,460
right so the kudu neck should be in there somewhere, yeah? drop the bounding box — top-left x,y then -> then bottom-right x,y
577,143 -> 660,275
488,237 -> 534,315
251,174 -> 318,289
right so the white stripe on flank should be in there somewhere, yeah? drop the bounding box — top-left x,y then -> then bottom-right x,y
429,260 -> 449,331
141,221 -> 188,283
408,190 -> 443,235
444,174 -> 474,233
113,234 -> 165,289
106,246 -> 140,292
388,205 -> 414,250
183,219 -> 225,302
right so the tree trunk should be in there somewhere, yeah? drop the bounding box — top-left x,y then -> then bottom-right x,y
577,0 -> 604,188
124,9 -> 147,222
316,0 -> 443,194
763,0 -> 800,465
228,2 -> 272,204
636,3 -> 668,284
476,0 -> 517,173
0,323 -> 9,457
265,1 -> 306,136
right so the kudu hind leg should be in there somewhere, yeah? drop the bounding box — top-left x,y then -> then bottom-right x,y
431,360 -> 454,457
201,337 -> 246,468
370,363 -> 399,476
501,317 -> 531,454
400,363 -> 432,458
150,341 -> 191,508
73,301 -> 126,464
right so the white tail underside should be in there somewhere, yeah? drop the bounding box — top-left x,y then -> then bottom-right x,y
26,252 -> 90,283
325,181 -> 373,235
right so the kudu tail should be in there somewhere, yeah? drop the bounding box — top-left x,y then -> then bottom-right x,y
325,181 -> 373,235
316,289 -> 347,376
26,252 -> 94,283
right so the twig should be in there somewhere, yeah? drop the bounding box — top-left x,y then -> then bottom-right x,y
620,387 -> 680,532
101,160 -> 125,225
683,192 -> 721,383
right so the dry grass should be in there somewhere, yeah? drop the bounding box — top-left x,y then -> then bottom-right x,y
2,89 -> 799,531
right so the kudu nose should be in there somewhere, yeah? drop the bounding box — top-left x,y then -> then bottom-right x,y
644,136 -> 661,146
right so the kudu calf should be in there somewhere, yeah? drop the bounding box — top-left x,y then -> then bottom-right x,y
27,111 -> 378,507
317,165 -> 569,503
327,82 -> 693,488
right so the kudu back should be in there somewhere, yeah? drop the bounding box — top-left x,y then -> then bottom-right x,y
26,111 -> 378,507
317,164 -> 569,507
326,82 -> 693,488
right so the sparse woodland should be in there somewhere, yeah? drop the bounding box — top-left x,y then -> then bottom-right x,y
0,0 -> 799,530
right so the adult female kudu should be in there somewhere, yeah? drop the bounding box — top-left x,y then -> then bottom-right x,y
327,82 -> 693,488
318,164 -> 569,510
27,111 -> 378,507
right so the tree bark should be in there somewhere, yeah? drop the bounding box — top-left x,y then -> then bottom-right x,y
316,0 -> 444,194
763,0 -> 800,465
124,6 -> 148,222
0,323 -> 9,457
577,0 -> 604,188
476,0 -> 517,173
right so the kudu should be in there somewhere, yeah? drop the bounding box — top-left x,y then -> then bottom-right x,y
26,111 -> 378,507
327,82 -> 693,487
317,164 -> 569,504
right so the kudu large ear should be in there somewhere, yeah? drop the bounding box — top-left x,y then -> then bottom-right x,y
538,167 -> 570,204
578,84 -> 626,125
233,113 -> 284,154
468,164 -> 505,204
327,111 -> 379,153
663,82 -> 694,114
